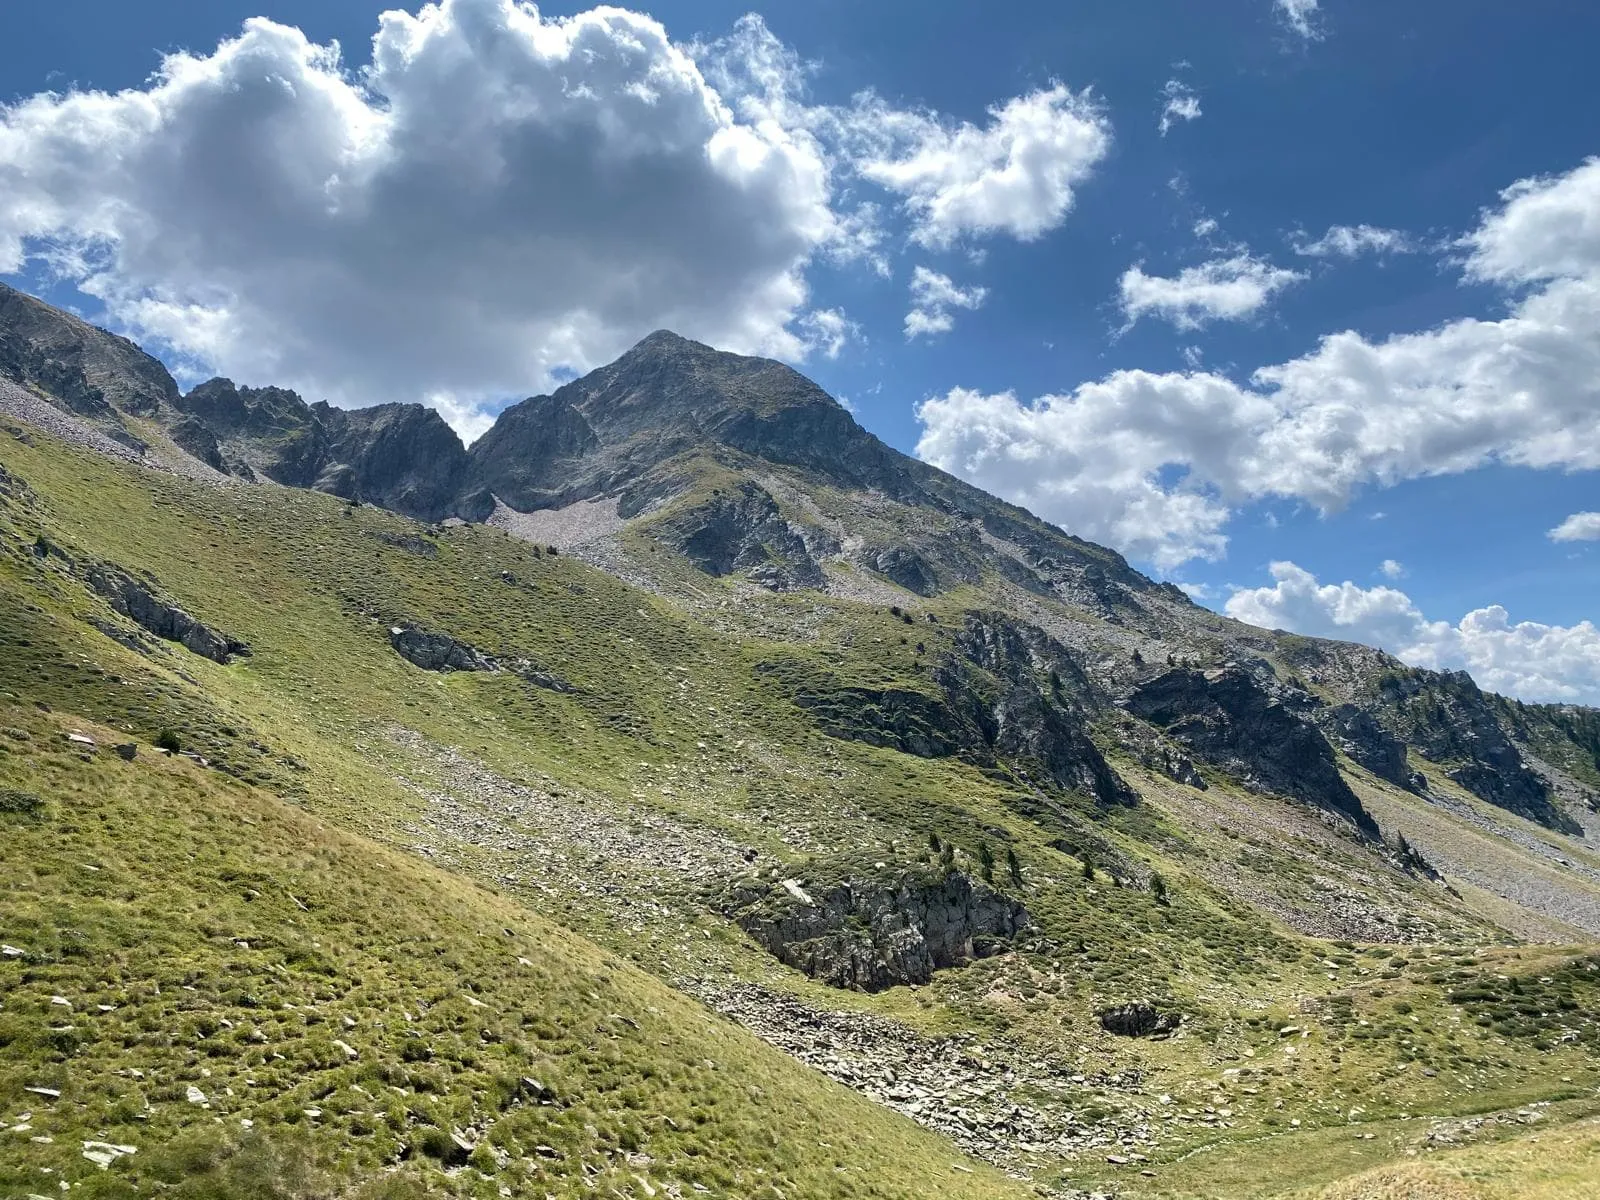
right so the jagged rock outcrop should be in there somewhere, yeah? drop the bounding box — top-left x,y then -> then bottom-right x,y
656,482 -> 828,591
0,283 -> 177,427
388,626 -> 575,691
727,871 -> 1030,991
83,563 -> 250,664
168,380 -> 486,522
1316,703 -> 1416,790
763,612 -> 1133,808
869,545 -> 940,596
174,378 -> 326,479
313,401 -> 490,522
1126,667 -> 1378,835
1374,669 -> 1578,832
947,614 -> 1136,806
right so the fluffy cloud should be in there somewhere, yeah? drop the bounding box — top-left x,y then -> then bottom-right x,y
1225,562 -> 1600,704
918,157 -> 1600,567
905,267 -> 988,339
852,84 -> 1111,249
1379,558 -> 1406,579
1293,224 -> 1415,258
0,2 -> 1111,434
915,378 -> 1238,569
1462,157 -> 1600,284
1118,253 -> 1304,330
1275,0 -> 1323,40
0,1 -> 848,430
1550,512 -> 1600,542
1158,80 -> 1202,137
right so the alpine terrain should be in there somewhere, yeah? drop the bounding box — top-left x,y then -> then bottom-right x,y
3,280 -> 1599,1199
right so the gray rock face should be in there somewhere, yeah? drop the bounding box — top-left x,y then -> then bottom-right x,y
466,393 -> 603,511
386,626 -> 573,691
313,401 -> 487,523
1374,669 -> 1577,833
869,546 -> 940,596
0,283 -> 178,425
1127,667 -> 1378,835
949,614 -> 1136,807
728,871 -> 1030,991
389,627 -> 496,673
1316,703 -> 1415,790
764,612 -> 1133,808
659,482 -> 825,591
83,563 -> 250,664
167,380 -> 484,523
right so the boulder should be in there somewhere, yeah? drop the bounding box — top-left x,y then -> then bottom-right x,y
729,870 -> 1030,991
1098,1003 -> 1182,1038
388,627 -> 496,673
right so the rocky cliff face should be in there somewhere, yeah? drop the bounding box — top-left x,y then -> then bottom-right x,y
164,380 -> 485,522
0,283 -> 176,441
727,870 -> 1030,991
1126,667 -> 1379,835
1372,669 -> 1579,833
762,612 -> 1134,809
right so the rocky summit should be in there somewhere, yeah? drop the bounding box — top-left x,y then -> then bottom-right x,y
2,283 -> 1600,1200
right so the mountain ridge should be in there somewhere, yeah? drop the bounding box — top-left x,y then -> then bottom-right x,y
0,282 -> 1593,849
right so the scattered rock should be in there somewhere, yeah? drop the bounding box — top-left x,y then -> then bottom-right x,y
81,1141 -> 136,1169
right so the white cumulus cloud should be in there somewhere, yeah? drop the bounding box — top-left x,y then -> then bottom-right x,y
917,156 -> 1600,568
1118,253 -> 1304,330
915,378 -> 1241,569
1550,512 -> 1600,542
1225,561 -> 1600,704
1461,157 -> 1600,285
1294,224 -> 1415,258
905,267 -> 988,339
1158,80 -> 1202,137
0,1 -> 845,432
851,84 -> 1111,249
1379,558 -> 1406,579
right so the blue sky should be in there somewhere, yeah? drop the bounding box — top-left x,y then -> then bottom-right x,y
2,0 -> 1599,701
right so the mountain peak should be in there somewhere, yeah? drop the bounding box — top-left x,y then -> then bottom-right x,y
629,328 -> 697,351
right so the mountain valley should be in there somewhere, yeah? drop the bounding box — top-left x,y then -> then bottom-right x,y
2,281 -> 1600,1199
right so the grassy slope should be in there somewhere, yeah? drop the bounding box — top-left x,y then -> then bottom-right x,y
2,425 -> 1598,1197
0,702 -> 1029,1200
